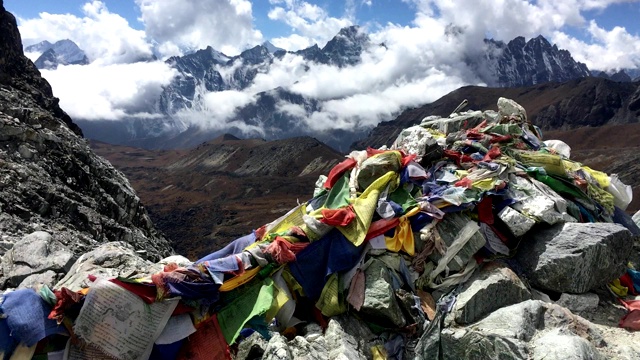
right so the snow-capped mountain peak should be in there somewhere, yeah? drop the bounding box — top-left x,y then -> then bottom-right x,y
262,41 -> 284,54
25,39 -> 89,69
77,27 -> 595,152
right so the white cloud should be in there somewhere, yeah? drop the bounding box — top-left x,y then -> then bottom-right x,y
18,1 -> 153,65
267,0 -> 353,50
41,61 -> 176,120
402,0 -> 640,71
250,19 -> 474,132
24,51 -> 41,62
13,0 -> 640,138
135,0 -> 263,57
270,34 -> 316,52
552,21 -> 640,70
176,90 -> 262,135
302,71 -> 464,132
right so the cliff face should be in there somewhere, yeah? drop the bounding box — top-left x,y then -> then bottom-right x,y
0,1 -> 82,136
0,0 -> 172,288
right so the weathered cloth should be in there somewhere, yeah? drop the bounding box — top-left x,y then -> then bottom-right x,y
289,229 -> 364,300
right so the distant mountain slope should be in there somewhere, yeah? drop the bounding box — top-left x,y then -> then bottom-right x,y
77,27 -> 591,152
25,39 -> 89,69
353,77 -> 639,149
91,135 -> 344,258
478,36 -> 590,87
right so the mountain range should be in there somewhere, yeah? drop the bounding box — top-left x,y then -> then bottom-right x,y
37,26 -> 598,152
25,39 -> 89,69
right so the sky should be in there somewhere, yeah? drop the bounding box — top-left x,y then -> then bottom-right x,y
4,0 -> 640,133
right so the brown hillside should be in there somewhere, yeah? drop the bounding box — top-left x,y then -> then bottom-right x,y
92,135 -> 343,259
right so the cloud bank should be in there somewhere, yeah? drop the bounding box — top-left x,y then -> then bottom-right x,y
13,0 -> 640,136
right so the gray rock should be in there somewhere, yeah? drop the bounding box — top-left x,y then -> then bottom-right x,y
262,333 -> 292,360
555,293 -> 599,313
54,242 -> 153,291
17,270 -> 58,289
420,111 -> 485,134
617,345 -> 640,360
633,210 -> 640,229
302,323 -> 323,338
441,327 -> 529,360
498,206 -> 535,237
325,318 -> 368,360
0,231 -> 74,288
452,263 -> 532,325
517,222 -> 633,293
530,288 -> 552,303
289,335 -> 327,360
430,212 -> 486,273
331,314 -> 377,343
359,258 -> 406,328
498,97 -> 527,121
0,241 -> 12,256
532,329 -> 602,360
235,332 -> 268,360
441,300 -> 604,360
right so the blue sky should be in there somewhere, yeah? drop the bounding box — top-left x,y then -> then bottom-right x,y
7,0 -> 640,52
6,1 -> 419,36
4,0 -> 640,129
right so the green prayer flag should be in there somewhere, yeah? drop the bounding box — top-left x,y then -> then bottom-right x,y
217,278 -> 275,344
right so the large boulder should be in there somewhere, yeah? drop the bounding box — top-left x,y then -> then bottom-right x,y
516,222 -> 633,293
358,258 -> 406,328
262,333 -> 293,360
54,242 -> 153,291
451,262 -> 531,325
440,300 -> 605,360
0,231 -> 74,288
531,329 -> 602,360
240,315 -> 378,360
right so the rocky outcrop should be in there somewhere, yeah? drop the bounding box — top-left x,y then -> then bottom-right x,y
358,258 -> 406,328
451,263 -> 531,325
516,222 -> 633,293
0,0 -> 172,289
236,315 -> 380,360
439,300 -> 605,360
0,231 -> 74,288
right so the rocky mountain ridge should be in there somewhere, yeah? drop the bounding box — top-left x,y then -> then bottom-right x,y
76,27 -> 594,152
479,35 -> 590,87
25,39 -> 89,69
0,0 -> 171,289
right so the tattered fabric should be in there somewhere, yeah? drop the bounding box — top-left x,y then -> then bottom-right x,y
288,229 -> 364,300
0,289 -> 67,347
